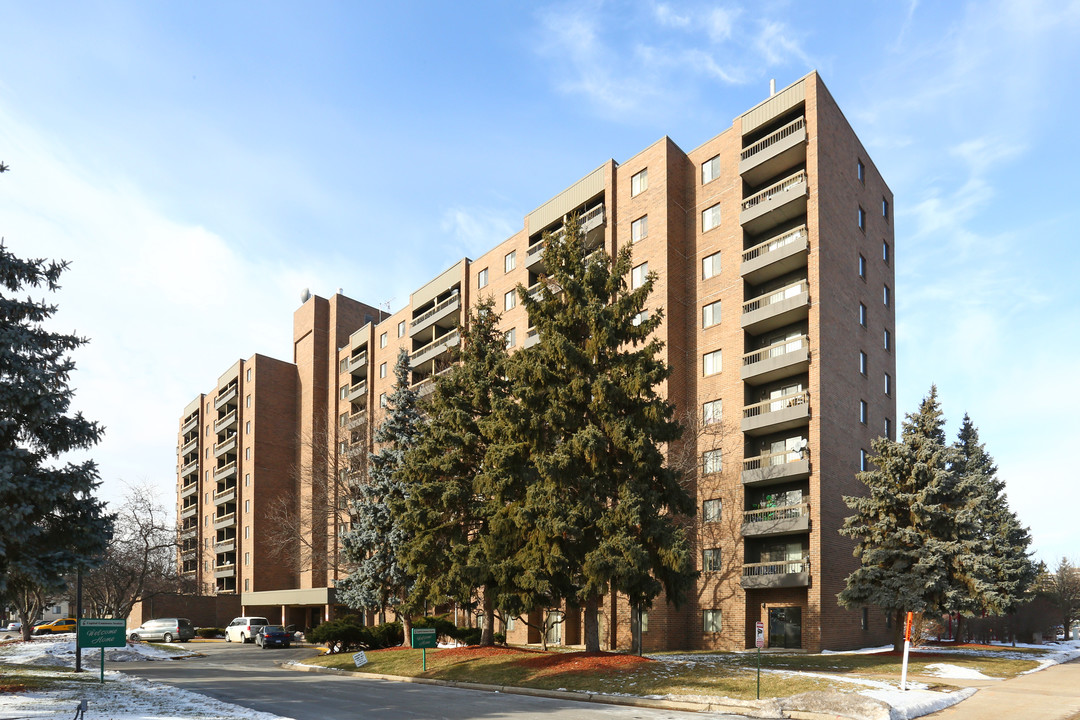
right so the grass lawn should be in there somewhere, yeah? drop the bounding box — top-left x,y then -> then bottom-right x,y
304,643 -> 1047,700
0,663 -> 102,693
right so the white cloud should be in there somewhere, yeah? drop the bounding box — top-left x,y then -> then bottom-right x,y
440,206 -> 517,261
706,7 -> 738,43
653,2 -> 690,28
754,20 -> 812,68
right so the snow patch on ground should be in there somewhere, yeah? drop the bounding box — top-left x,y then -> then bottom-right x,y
923,662 -> 1000,680
0,635 -> 192,666
861,686 -> 979,720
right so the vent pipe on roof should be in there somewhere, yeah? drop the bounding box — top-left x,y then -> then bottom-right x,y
770,78 -> 776,96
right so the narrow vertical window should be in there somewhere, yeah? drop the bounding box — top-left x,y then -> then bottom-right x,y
505,328 -> 516,348
859,303 -> 867,327
883,241 -> 890,265
882,197 -> 889,220
884,328 -> 892,351
504,290 -> 516,311
860,399 -> 868,424
505,251 -> 516,273
859,351 -> 868,376
631,262 -> 649,289
631,215 -> 648,243
857,159 -> 865,183
631,168 -> 648,196
478,268 -> 489,288
858,254 -> 866,279
702,203 -> 722,232
883,285 -> 891,307
702,155 -> 721,184
885,373 -> 893,396
858,206 -> 866,231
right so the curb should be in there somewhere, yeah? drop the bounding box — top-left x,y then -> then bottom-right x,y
276,660 -> 845,719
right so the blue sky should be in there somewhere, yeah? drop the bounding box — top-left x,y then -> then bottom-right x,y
2,0 -> 1078,566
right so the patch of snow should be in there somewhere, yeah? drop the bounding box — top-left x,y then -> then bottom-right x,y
923,663 -> 1000,680
861,686 -> 978,720
821,644 -> 893,655
0,637 -> 193,666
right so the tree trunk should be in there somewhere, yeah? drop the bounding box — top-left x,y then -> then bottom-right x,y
955,614 -> 965,644
630,605 -> 642,656
480,589 -> 495,647
401,612 -> 412,647
19,609 -> 32,643
583,594 -> 600,652
892,610 -> 904,653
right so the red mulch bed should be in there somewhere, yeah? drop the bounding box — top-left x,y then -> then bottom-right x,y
515,651 -> 652,673
436,645 -> 527,659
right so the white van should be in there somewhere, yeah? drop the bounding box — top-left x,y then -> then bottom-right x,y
225,616 -> 269,644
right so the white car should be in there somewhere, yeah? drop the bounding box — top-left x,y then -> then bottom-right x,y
5,622 -> 21,632
225,616 -> 269,644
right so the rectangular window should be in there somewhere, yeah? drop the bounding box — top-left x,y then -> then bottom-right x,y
703,349 -> 722,376
859,351 -> 868,376
379,393 -> 387,408
640,610 -> 648,633
398,320 -> 406,337
883,241 -> 890,265
702,155 -> 721,184
702,251 -> 721,279
245,420 -> 251,435
859,303 -> 867,327
702,300 -> 721,328
703,609 -> 722,633
885,372 -> 892,396
702,548 -> 722,572
504,290 -> 516,311
245,447 -> 250,460
380,362 -> 387,379
860,399 -> 868,424
246,368 -> 252,382
340,384 -> 349,400
505,328 -> 516,348
631,262 -> 649,289
631,168 -> 648,196
702,399 -> 722,425
883,285 -> 891,307
245,526 -> 250,539
860,449 -> 870,472
244,578 -> 250,592
478,268 -> 489,288
246,394 -> 251,408
244,552 -> 250,566
862,608 -> 869,631
702,203 -> 722,232
885,417 -> 892,439
632,309 -> 650,327
631,215 -> 648,243
703,498 -> 722,522
858,206 -> 866,231
702,449 -> 722,474
380,332 -> 388,348
857,159 -> 865,183
884,328 -> 892,351
339,412 -> 348,427
505,251 -> 516,273
245,473 -> 250,487
882,197 -> 889,220
858,254 -> 866,279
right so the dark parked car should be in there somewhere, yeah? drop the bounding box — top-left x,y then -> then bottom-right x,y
255,625 -> 292,649
128,618 -> 195,643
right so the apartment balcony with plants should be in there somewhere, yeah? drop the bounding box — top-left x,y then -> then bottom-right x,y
742,433 -> 809,486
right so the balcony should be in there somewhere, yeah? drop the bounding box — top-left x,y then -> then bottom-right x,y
742,336 -> 810,385
528,203 -> 606,270
347,380 -> 368,403
213,435 -> 237,458
179,525 -> 197,540
741,225 -> 809,285
181,415 -> 199,436
347,409 -> 367,431
742,280 -> 809,335
214,385 -> 238,411
180,544 -> 196,557
180,460 -> 199,479
214,461 -> 237,481
524,327 -> 540,349
214,563 -> 236,579
740,170 -> 808,235
410,292 -> 461,337
181,436 -> 198,456
214,484 -> 237,505
410,330 -> 460,370
213,512 -> 237,530
742,503 -> 811,538
345,442 -> 367,459
525,240 -> 546,270
180,503 -> 197,520
740,116 -> 807,186
180,479 -> 198,499
742,450 -> 810,486
742,390 -> 810,436
213,539 -> 236,553
347,351 -> 368,373
740,558 -> 810,589
214,409 -> 238,434
411,378 -> 436,397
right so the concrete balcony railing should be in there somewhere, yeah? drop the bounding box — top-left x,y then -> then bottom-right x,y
213,538 -> 236,553
214,563 -> 236,579
179,525 -> 197,540
347,351 -> 368,373
213,461 -> 238,481
180,479 -> 198,499
180,504 -> 197,520
213,512 -> 237,530
213,409 -> 238,434
214,385 -> 238,411
742,503 -> 811,538
741,335 -> 810,385
524,327 -> 540,349
742,390 -> 810,435
180,460 -> 199,479
742,279 -> 809,335
345,442 -> 367,459
742,449 -> 810,486
741,225 -> 809,285
213,484 -> 237,504
740,558 -> 811,589
181,415 -> 199,436
213,435 -> 237,458
740,170 -> 809,235
180,545 -> 197,557
739,116 -> 807,186
410,292 -> 461,337
525,240 -> 546,270
181,436 -> 198,456
347,380 -> 368,403
529,203 -> 606,269
347,409 -> 367,431
409,330 -> 460,369
411,378 -> 436,397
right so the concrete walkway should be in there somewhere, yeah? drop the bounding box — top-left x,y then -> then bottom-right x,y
927,659 -> 1080,719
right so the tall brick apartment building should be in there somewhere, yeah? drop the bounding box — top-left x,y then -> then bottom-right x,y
176,72 -> 895,652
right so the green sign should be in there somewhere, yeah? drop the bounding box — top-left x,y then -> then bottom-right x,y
78,619 -> 126,649
411,627 -> 437,649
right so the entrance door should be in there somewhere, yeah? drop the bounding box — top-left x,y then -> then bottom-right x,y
768,607 -> 802,649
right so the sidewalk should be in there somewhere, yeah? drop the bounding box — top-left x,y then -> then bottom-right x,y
927,659 -> 1080,719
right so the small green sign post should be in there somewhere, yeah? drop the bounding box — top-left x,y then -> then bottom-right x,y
411,628 -> 437,671
78,619 -> 127,683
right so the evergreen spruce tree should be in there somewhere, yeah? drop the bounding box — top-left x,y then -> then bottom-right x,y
0,243 -> 113,600
399,298 -> 511,645
839,386 -> 973,650
339,347 -> 422,644
953,415 -> 1036,626
493,212 -> 695,653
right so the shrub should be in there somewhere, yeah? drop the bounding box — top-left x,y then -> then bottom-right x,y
493,632 -> 505,645
452,627 -> 481,646
412,615 -> 457,643
195,627 -> 223,639
308,619 -> 404,654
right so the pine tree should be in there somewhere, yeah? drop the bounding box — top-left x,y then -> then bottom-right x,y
399,298 -> 511,645
492,212 -> 695,653
953,415 -> 1036,628
338,347 -> 422,644
839,387 -> 973,650
0,243 -> 113,617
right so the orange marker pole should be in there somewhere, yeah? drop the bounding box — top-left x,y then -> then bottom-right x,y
900,611 -> 913,691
